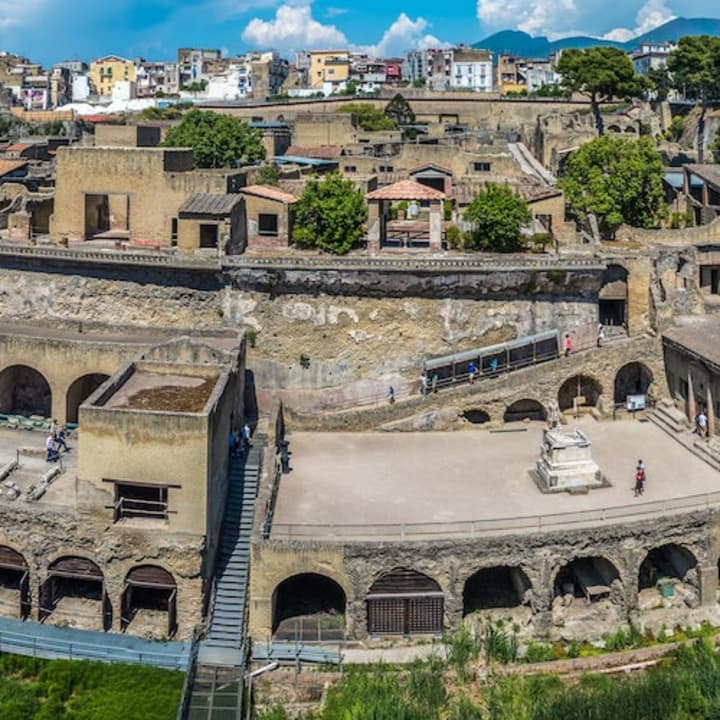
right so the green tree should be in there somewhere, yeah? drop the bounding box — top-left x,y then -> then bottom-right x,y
462,183 -> 532,253
384,93 -> 415,126
255,163 -> 280,186
556,47 -> 647,136
162,109 -> 265,168
338,103 -> 397,131
559,135 -> 665,239
647,66 -> 672,101
293,173 -> 367,254
667,35 -> 720,163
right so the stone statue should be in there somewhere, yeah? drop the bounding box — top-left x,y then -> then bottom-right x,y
548,400 -> 561,429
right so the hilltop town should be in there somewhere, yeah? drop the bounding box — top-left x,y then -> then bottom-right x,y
1,27 -> 720,719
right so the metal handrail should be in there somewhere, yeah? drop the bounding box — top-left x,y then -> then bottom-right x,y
269,491 -> 720,542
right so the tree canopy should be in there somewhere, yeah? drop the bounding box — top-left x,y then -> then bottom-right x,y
338,103 -> 397,131
556,47 -> 647,135
384,94 -> 415,126
666,35 -> 720,163
162,109 -> 265,168
292,173 -> 367,255
462,183 -> 532,253
559,135 -> 665,239
255,163 -> 280,186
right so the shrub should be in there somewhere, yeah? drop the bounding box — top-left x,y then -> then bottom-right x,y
525,642 -> 556,664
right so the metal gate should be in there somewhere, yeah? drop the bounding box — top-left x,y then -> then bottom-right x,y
366,568 -> 444,636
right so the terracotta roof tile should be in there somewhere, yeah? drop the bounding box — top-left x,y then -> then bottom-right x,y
6,143 -> 32,153
0,159 -> 28,177
366,179 -> 446,201
241,185 -> 298,204
286,145 -> 343,160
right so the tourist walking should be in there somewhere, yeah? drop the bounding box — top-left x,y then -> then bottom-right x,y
279,441 -> 290,474
420,372 -> 428,397
597,324 -> 605,347
696,410 -> 708,438
634,460 -> 646,497
431,373 -> 438,394
45,434 -> 58,463
56,425 -> 70,453
468,361 -> 477,384
387,386 -> 395,404
563,333 -> 573,357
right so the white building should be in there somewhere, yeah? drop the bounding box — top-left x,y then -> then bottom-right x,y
449,48 -> 493,92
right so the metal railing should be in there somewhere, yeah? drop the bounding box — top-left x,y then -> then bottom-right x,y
175,631 -> 201,720
269,490 -> 720,542
0,623 -> 190,669
261,456 -> 283,539
114,497 -> 168,521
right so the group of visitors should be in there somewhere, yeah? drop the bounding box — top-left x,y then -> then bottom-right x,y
229,423 -> 252,457
45,420 -> 70,463
418,371 -> 440,397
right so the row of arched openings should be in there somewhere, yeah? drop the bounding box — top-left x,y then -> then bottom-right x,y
270,544 -> 701,638
0,367 -> 109,422
0,547 -> 177,636
462,363 -> 654,425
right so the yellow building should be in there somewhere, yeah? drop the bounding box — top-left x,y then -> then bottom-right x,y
89,55 -> 137,97
309,50 -> 350,89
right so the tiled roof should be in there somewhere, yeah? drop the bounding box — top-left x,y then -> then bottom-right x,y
241,185 -> 298,204
178,193 -> 242,215
408,163 -> 453,176
286,145 -> 343,160
5,143 -> 32,153
0,159 -> 28,177
366,179 -> 446,201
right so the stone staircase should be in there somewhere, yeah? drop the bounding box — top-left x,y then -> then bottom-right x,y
204,439 -> 264,651
648,400 -> 690,436
692,437 -> 720,472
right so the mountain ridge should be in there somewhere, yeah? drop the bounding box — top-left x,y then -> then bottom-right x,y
473,17 -> 720,57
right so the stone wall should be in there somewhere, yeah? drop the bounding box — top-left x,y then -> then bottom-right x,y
248,509 -> 720,642
0,502 -> 204,638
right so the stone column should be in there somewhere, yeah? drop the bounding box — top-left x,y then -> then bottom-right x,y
51,382 -> 67,425
707,385 -> 716,437
687,373 -> 696,424
698,564 -> 718,606
366,200 -> 381,254
429,200 -> 442,251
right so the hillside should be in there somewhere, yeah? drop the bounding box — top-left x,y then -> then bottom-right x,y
474,16 -> 720,57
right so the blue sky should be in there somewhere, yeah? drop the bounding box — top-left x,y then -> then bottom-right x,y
2,0 -> 719,65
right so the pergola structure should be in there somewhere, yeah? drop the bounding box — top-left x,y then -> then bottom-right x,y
366,179 -> 446,253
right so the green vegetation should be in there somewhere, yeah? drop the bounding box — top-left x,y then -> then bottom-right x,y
292,173 -> 367,255
556,47 -> 647,135
667,35 -> 720,163
0,653 -> 183,719
138,103 -> 193,121
162,109 -> 265,168
665,115 -> 686,142
559,135 -> 665,239
384,93 -> 415,126
256,633 -> 720,720
338,103 -> 397,131
255,163 -> 281,186
462,183 -> 532,252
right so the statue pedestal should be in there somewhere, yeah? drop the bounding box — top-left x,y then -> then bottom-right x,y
536,428 -> 603,492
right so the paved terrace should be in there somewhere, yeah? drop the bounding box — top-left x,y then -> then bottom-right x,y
271,417 -> 720,540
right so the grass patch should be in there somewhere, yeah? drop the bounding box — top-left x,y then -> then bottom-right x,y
0,653 -> 183,719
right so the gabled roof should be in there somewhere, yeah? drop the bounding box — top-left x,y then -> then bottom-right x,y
0,160 -> 28,178
366,179 -> 446,201
240,185 -> 298,204
179,193 -> 242,216
408,163 -> 453,177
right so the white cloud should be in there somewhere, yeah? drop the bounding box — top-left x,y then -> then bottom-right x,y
476,0 -> 578,38
603,0 -> 676,41
0,0 -> 46,29
352,13 -> 450,57
242,4 -> 449,56
242,2 -> 347,50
